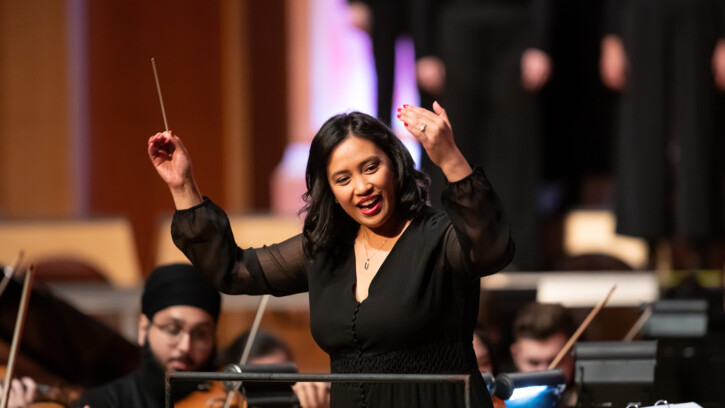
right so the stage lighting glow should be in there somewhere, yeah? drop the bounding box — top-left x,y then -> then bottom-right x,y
504,385 -> 563,408
509,385 -> 548,401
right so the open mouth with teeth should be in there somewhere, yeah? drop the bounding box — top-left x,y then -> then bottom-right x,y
357,195 -> 382,215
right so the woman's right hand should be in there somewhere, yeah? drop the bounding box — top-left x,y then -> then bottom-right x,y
147,131 -> 203,209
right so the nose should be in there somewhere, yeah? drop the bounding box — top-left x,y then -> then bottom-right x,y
353,175 -> 372,196
175,331 -> 191,353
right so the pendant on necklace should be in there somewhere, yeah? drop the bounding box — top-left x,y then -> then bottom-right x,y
364,259 -> 370,270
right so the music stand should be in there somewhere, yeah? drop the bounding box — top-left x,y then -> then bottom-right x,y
574,341 -> 657,407
233,363 -> 300,408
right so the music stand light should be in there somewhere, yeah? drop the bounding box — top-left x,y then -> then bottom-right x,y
494,369 -> 567,408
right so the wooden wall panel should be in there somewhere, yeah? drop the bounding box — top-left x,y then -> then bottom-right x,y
246,1 -> 288,210
0,0 -> 73,217
85,0 -> 226,272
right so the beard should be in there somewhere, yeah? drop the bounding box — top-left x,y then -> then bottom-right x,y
140,338 -> 219,403
143,333 -> 218,373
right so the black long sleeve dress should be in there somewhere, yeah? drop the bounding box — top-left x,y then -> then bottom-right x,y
171,167 -> 514,408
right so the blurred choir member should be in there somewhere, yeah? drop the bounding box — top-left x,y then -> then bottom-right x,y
601,0 -> 725,266
419,0 -> 554,271
347,0 -> 438,125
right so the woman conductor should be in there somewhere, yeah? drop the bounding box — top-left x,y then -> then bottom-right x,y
147,102 -> 514,407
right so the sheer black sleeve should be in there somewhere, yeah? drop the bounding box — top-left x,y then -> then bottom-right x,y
171,198 -> 309,296
440,166 -> 515,279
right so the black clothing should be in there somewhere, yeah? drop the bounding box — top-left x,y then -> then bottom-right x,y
142,263 -> 221,322
417,0 -> 554,270
605,0 -> 725,242
73,345 -> 201,408
424,0 -> 551,270
171,167 -> 513,408
348,0 -> 436,125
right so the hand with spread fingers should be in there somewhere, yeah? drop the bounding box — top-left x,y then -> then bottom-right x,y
147,131 -> 203,210
396,101 -> 472,182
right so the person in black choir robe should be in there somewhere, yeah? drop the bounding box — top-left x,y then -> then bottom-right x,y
72,264 -> 221,408
148,104 -> 513,407
417,0 -> 554,271
601,0 -> 725,266
347,0 -> 438,126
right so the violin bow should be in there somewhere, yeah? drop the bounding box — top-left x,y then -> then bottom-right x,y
548,284 -> 617,370
222,294 -> 271,408
0,264 -> 36,408
0,251 -> 25,300
623,305 -> 653,342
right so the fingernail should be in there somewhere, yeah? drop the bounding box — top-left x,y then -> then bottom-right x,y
404,123 -> 408,127
397,108 -> 402,112
396,114 -> 401,118
403,104 -> 409,108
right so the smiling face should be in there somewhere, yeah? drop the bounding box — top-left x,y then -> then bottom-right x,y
327,135 -> 401,234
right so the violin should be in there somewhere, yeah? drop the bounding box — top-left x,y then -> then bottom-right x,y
0,369 -> 78,408
175,377 -> 244,408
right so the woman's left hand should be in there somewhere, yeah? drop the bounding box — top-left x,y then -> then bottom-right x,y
397,102 -> 472,182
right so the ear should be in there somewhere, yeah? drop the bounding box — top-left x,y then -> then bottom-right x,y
510,342 -> 519,359
138,314 -> 149,346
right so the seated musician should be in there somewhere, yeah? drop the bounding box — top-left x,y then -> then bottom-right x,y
72,263 -> 221,408
473,329 -> 497,375
509,302 -> 575,405
219,330 -> 330,408
510,302 -> 574,380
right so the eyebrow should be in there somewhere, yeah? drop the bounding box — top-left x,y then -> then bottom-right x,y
159,317 -> 213,328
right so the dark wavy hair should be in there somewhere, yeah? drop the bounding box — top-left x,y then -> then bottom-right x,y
300,111 -> 429,257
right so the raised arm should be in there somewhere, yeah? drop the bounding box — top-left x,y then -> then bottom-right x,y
397,103 -> 514,277
397,101 -> 471,182
148,131 -> 308,295
147,131 -> 203,210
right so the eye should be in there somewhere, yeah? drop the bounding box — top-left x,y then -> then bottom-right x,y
335,175 -> 350,185
164,325 -> 183,336
364,162 -> 379,173
190,328 -> 213,341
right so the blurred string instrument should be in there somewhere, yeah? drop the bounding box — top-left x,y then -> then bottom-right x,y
0,253 -> 72,408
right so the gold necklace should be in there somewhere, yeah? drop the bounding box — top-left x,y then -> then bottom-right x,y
362,231 -> 389,270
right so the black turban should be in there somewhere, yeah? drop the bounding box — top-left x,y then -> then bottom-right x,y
141,263 -> 221,322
